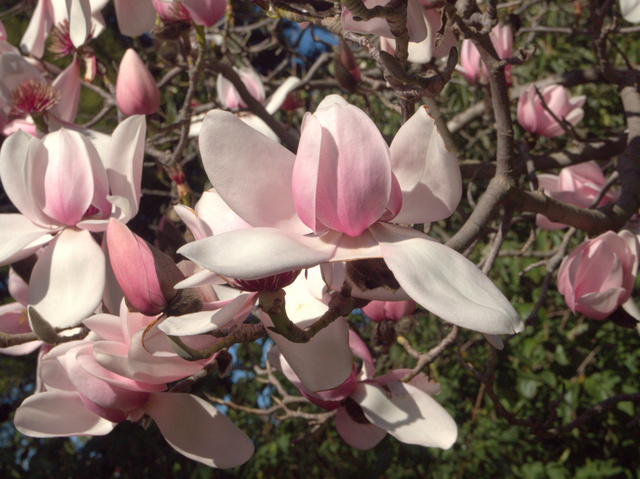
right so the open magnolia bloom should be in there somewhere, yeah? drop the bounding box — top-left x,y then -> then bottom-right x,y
180,95 -> 523,337
0,115 -> 146,329
268,330 -> 457,450
0,52 -> 82,135
21,0 -> 108,58
14,301 -> 255,468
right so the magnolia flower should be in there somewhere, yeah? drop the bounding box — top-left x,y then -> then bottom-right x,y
0,19 -> 6,41
536,162 -> 618,230
20,0 -> 108,58
190,74 -> 302,143
379,0 -> 457,64
0,52 -> 81,135
14,303 -> 255,468
0,115 -> 146,329
164,195 -> 355,393
558,231 -> 639,320
458,24 -> 512,85
362,299 -> 416,322
269,331 -> 457,450
341,0 -> 428,44
180,95 -> 523,337
116,49 -> 160,116
620,0 -> 640,23
517,84 -> 586,138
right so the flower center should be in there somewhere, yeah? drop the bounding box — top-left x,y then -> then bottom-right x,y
10,80 -> 60,116
49,20 -> 92,57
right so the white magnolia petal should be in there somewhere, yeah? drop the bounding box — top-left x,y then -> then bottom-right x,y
261,311 -> 353,392
390,106 -> 462,224
239,113 -> 280,143
352,382 -> 457,449
621,0 -> 640,23
198,110 -> 308,233
372,223 -> 523,335
335,405 -> 387,450
66,0 -> 92,47
14,390 -> 116,437
106,115 -> 146,223
144,393 -> 254,468
178,228 -> 335,280
0,214 -> 54,266
19,0 -> 51,57
264,76 -> 302,114
28,228 -> 106,328
158,292 -> 256,335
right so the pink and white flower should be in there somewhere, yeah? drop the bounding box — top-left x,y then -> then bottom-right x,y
458,24 -> 513,85
14,302 -> 255,468
517,84 -> 586,138
0,268 -> 43,355
536,161 -> 618,230
0,115 -> 146,329
269,331 -> 457,450
179,95 -> 522,336
116,49 -> 160,117
20,0 -> 108,58
558,230 -> 639,320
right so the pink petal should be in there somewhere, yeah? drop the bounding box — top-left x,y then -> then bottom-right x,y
41,129 -> 96,225
51,56 -> 81,123
144,393 -> 254,468
294,98 -> 393,236
116,49 -> 161,116
19,0 -> 51,57
389,106 -> 462,224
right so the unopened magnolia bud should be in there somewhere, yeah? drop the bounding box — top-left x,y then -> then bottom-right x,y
334,39 -> 360,92
107,218 -> 190,316
116,49 -> 160,116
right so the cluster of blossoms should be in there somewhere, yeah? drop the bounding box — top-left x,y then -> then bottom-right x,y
0,0 -> 639,471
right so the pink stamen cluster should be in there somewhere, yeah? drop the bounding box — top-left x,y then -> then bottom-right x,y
50,20 -> 93,57
9,80 -> 61,115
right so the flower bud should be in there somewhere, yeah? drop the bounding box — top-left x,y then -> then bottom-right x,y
334,39 -> 360,92
106,218 -> 201,315
517,84 -> 586,138
557,231 -> 639,320
362,299 -> 417,322
116,49 -> 160,116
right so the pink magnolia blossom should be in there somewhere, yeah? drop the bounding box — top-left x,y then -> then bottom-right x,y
517,84 -> 586,138
180,95 -> 523,337
557,230 -> 639,320
362,299 -> 417,322
620,0 -> 640,23
379,0 -> 457,64
0,52 -> 82,134
14,303 -> 255,468
20,0 -> 108,58
191,75 -> 302,143
217,67 -> 266,110
0,115 -> 146,329
458,24 -> 512,85
269,331 -> 457,450
116,49 -> 160,116
341,0 -> 428,43
536,161 -> 618,230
